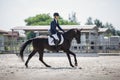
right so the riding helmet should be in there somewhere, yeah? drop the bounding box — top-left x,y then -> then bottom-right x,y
53,12 -> 59,16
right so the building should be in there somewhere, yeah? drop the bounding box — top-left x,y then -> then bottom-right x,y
109,36 -> 120,49
0,30 -> 7,52
11,25 -> 109,53
98,28 -> 110,52
0,29 -> 19,53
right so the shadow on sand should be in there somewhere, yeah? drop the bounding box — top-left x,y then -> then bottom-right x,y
26,66 -> 82,70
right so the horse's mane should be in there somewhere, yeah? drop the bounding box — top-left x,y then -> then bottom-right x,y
35,29 -> 77,39
64,28 -> 77,34
67,28 -> 77,32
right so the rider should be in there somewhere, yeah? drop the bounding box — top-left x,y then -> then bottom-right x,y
50,12 -> 64,51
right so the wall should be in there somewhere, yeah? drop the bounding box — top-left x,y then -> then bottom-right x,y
0,34 -> 5,52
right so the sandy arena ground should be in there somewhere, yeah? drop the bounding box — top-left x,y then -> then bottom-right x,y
0,53 -> 120,80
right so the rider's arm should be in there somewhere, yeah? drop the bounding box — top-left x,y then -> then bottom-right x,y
57,23 -> 64,32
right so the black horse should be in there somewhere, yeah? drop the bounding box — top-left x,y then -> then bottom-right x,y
20,29 -> 81,68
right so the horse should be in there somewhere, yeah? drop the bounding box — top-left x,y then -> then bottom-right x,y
19,29 -> 81,68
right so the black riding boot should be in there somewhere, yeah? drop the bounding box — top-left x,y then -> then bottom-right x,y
54,39 -> 59,52
50,35 -> 59,52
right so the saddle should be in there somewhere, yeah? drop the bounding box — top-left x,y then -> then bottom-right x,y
48,33 -> 64,46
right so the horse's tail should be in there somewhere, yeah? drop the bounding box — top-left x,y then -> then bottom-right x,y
19,39 -> 33,61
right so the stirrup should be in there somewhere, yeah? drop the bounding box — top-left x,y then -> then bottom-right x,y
54,39 -> 59,45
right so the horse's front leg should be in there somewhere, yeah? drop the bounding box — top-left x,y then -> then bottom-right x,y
25,50 -> 36,68
64,50 -> 74,67
67,50 -> 78,66
64,50 -> 78,67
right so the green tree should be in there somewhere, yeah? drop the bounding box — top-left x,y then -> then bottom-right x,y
85,17 -> 93,25
116,30 -> 120,36
25,13 -> 52,25
69,12 -> 77,23
85,17 -> 119,36
25,13 -> 79,25
26,31 -> 36,39
104,22 -> 116,35
24,13 -> 79,39
94,19 -> 104,28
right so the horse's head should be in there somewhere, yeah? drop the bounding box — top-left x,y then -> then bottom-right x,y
64,28 -> 82,44
73,29 -> 82,44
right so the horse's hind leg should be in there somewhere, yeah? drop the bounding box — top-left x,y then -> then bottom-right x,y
38,50 -> 51,67
25,50 -> 36,68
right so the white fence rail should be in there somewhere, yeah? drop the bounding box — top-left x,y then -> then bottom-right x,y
1,39 -> 120,54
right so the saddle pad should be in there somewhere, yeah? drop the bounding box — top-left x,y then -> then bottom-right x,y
48,34 -> 64,46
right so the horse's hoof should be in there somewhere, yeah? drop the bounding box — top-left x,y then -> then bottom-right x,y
46,65 -> 51,67
25,64 -> 28,68
70,65 -> 74,67
25,66 -> 28,68
79,67 -> 82,69
75,63 -> 78,66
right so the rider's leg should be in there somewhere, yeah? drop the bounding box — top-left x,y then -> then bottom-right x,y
57,32 -> 61,43
50,35 -> 59,52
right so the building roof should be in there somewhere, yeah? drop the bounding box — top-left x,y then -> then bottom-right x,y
11,25 -> 97,31
11,25 -> 109,36
0,30 -> 8,34
3,31 -> 19,37
98,28 -> 109,33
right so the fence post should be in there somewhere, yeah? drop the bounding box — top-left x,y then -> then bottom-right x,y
11,29 -> 14,54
